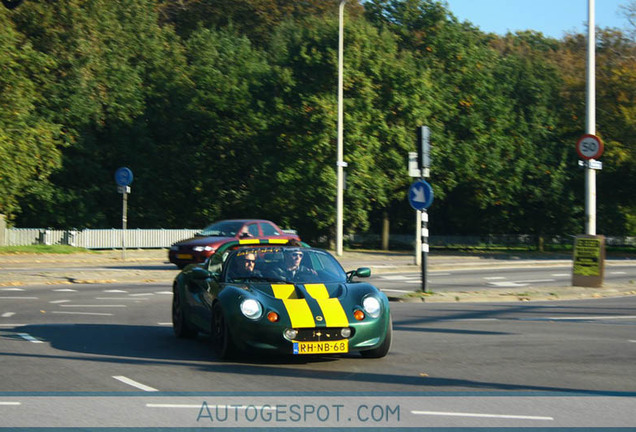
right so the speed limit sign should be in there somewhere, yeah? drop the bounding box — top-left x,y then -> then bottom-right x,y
576,134 -> 604,160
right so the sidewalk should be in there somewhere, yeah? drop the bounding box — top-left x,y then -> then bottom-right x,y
0,249 -> 634,303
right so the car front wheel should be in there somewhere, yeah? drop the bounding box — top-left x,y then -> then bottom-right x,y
172,288 -> 198,339
211,302 -> 237,360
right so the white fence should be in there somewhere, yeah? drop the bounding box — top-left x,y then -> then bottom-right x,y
3,227 -> 635,250
5,228 -> 199,249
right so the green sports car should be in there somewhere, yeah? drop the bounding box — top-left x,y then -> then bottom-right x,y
172,239 -> 392,359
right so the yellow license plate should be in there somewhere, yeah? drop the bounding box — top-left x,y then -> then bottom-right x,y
177,254 -> 193,260
293,340 -> 348,355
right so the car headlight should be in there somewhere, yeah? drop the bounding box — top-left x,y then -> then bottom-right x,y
240,299 -> 263,320
193,246 -> 214,252
362,296 -> 381,318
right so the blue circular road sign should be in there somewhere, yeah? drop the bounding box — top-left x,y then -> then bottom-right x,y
115,167 -> 133,186
408,179 -> 434,211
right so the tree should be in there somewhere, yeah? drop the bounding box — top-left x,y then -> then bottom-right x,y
0,8 -> 62,221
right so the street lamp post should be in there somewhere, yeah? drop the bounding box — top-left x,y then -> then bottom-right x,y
585,0 -> 596,235
336,0 -> 347,256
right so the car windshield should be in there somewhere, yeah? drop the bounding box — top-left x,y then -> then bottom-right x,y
197,221 -> 245,237
223,247 -> 347,284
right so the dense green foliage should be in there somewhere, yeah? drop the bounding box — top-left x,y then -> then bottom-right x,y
1,0 -> 634,243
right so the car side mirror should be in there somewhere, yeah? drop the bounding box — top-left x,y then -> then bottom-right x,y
346,267 -> 371,282
191,267 -> 212,280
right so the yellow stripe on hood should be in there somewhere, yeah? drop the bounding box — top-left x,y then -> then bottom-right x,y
272,284 -> 314,328
272,283 -> 349,328
305,284 -> 349,328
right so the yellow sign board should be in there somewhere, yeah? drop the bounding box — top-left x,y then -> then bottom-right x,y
572,235 -> 605,287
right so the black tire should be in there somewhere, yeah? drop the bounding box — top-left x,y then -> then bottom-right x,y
211,302 -> 237,360
360,315 -> 392,358
172,288 -> 198,339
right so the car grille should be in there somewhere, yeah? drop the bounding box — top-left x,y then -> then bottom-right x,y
293,328 -> 352,342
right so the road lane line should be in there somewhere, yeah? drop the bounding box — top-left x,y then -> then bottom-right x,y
51,311 -> 114,316
146,404 -> 276,409
113,376 -> 158,392
18,333 -> 43,343
95,297 -> 148,301
49,299 -> 70,304
551,273 -> 570,277
381,289 -> 413,293
103,290 -> 128,293
129,293 -> 154,297
543,315 -> 636,321
0,297 -> 38,300
158,322 -> 172,326
0,401 -> 21,406
380,275 -> 410,280
514,279 -> 556,284
1,312 -> 15,318
411,410 -> 553,421
60,304 -> 126,308
1,288 -> 25,291
484,277 -> 506,280
155,291 -> 173,295
53,288 -> 77,292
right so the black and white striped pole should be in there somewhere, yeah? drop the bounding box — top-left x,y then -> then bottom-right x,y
408,127 -> 433,292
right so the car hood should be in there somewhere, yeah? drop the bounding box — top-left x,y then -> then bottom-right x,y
173,236 -> 235,247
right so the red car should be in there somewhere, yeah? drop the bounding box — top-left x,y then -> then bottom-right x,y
168,219 -> 300,268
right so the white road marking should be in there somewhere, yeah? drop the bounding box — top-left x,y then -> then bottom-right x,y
155,291 -> 173,295
405,280 -> 423,284
49,299 -> 70,304
1,312 -> 15,318
551,273 -> 570,277
0,401 -> 21,406
53,288 -> 77,292
540,315 -> 636,321
629,340 -> 636,343
60,304 -> 126,308
381,289 -> 413,293
157,322 -> 172,326
484,276 -> 506,280
129,293 -> 154,297
146,404 -> 276,410
0,296 -> 38,300
515,279 -> 556,284
103,289 -> 128,293
488,281 -> 528,287
380,275 -> 410,281
147,403 -> 201,408
18,333 -> 43,344
1,288 -> 25,291
52,311 -> 113,316
113,376 -> 158,392
610,271 -> 627,275
411,410 -> 553,421
95,297 -> 148,301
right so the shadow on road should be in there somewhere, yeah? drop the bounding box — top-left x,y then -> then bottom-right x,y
2,322 -> 634,396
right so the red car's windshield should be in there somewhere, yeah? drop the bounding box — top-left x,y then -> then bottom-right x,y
197,221 -> 245,237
